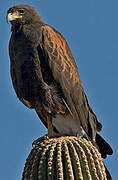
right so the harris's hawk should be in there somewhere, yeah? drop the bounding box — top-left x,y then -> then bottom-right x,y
7,5 -> 113,174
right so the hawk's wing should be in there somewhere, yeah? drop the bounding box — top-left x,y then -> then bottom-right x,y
39,25 -> 100,140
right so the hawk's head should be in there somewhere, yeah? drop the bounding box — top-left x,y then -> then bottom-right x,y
7,4 -> 43,26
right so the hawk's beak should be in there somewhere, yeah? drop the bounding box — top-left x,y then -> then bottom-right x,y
7,12 -> 22,23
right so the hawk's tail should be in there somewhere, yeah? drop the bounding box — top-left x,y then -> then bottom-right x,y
94,133 -> 113,180
96,133 -> 113,159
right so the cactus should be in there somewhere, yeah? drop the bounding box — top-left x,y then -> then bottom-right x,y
22,135 -> 107,180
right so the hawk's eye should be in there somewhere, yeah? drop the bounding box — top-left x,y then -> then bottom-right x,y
19,9 -> 25,14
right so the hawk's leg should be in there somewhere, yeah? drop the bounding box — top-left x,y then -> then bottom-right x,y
47,115 -> 61,137
47,115 -> 54,137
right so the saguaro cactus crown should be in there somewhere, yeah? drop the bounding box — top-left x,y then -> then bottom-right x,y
22,136 -> 107,180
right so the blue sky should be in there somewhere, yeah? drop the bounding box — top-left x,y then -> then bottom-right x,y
1,0 -> 117,179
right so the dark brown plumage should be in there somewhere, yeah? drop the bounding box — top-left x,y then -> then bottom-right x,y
7,4 -> 113,168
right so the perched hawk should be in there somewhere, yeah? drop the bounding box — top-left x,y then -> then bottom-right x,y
7,4 -> 113,167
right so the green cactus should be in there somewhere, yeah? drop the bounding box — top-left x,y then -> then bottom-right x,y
22,136 -> 107,180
